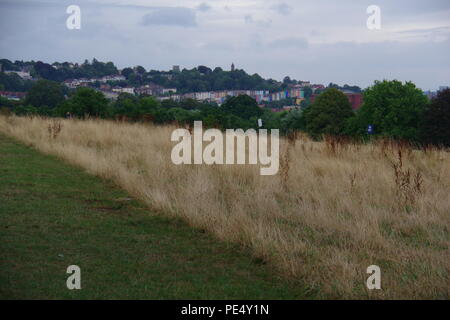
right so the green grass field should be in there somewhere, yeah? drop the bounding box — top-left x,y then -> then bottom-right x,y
0,134 -> 312,299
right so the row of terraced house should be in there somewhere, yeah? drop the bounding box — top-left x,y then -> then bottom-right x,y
62,76 -> 364,109
102,83 -> 326,106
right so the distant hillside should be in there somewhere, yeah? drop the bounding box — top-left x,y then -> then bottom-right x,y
0,58 -> 362,94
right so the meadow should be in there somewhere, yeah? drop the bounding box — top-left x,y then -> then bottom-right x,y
0,115 -> 448,299
1,132 -> 311,299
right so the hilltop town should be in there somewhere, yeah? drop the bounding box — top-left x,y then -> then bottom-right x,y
3,58 -> 446,115
1,58 -> 367,110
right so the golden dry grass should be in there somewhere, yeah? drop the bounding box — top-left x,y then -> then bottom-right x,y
0,115 -> 449,299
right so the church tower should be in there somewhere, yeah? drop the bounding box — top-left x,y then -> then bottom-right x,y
231,63 -> 235,72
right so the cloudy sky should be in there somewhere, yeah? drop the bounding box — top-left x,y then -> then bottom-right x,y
0,0 -> 449,90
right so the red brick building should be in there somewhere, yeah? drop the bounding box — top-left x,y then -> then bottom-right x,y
0,91 -> 27,100
311,92 -> 363,110
345,93 -> 363,110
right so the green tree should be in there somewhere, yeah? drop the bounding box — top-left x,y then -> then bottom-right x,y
121,67 -> 134,79
167,108 -> 194,125
280,109 -> 305,134
305,88 -> 354,138
59,87 -> 109,118
112,95 -> 160,121
161,99 -> 180,109
179,98 -> 201,110
25,80 -> 65,109
300,98 -> 310,108
0,59 -> 20,71
197,65 -> 212,75
221,95 -> 263,121
112,93 -> 139,120
260,109 -> 283,130
135,66 -> 146,74
420,88 -> 450,147
303,87 -> 313,99
0,96 -> 14,109
0,72 -> 33,91
356,80 -> 428,141
13,105 -> 39,116
139,96 -> 160,119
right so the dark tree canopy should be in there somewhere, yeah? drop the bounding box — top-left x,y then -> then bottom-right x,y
112,94 -> 159,121
121,67 -> 134,79
0,72 -> 33,91
221,94 -> 263,121
59,87 -> 109,118
420,88 -> 450,147
32,59 -> 118,82
197,65 -> 212,75
25,80 -> 65,109
305,88 -> 354,138
356,80 -> 428,141
135,66 -> 146,74
303,87 -> 313,98
328,82 -> 362,93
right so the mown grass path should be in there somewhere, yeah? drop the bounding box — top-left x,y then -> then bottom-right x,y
0,134 -> 310,299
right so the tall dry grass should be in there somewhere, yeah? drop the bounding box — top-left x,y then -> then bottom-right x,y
0,115 -> 448,299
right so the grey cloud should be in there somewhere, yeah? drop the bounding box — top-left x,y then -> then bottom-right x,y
141,7 -> 197,27
239,39 -> 449,91
269,37 -> 308,49
270,3 -> 293,16
380,0 -> 450,15
244,15 -> 272,27
197,3 -> 211,12
1,0 -> 449,90
244,15 -> 253,24
396,26 -> 450,34
0,0 -> 60,8
394,26 -> 450,42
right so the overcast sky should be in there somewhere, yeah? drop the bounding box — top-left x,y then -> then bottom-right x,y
1,0 -> 449,90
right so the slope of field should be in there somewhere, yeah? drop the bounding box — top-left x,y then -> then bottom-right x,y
0,133 -> 310,299
0,115 -> 448,299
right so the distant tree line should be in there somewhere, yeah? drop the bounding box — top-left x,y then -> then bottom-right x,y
327,83 -> 362,93
0,79 -> 289,132
122,65 -> 286,93
0,69 -> 448,147
0,58 -> 118,84
302,81 -> 449,147
0,72 -> 34,92
2,58 -> 358,95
